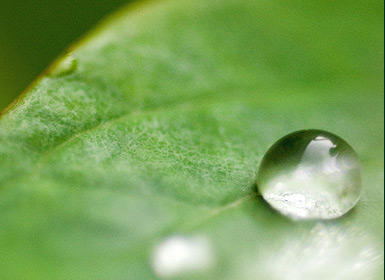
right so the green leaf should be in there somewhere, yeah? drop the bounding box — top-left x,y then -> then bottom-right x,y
0,0 -> 383,279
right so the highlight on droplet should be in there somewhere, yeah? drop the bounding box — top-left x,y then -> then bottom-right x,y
151,235 -> 214,278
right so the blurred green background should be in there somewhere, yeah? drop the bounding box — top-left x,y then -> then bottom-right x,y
0,0 -> 383,110
0,0 -> 383,111
0,0 -> 135,110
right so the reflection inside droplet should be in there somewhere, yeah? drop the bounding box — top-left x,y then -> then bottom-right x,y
151,235 -> 214,278
257,129 -> 362,220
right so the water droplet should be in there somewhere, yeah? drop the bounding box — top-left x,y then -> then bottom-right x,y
257,129 -> 362,220
49,53 -> 77,77
151,235 -> 214,278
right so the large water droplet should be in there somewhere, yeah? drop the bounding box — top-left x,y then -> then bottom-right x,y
257,129 -> 362,220
151,235 -> 214,278
49,53 -> 77,77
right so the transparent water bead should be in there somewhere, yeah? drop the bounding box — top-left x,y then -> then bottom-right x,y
151,235 -> 214,278
49,53 -> 78,77
257,129 -> 362,220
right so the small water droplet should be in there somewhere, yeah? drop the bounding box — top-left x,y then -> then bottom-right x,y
257,129 -> 362,220
49,53 -> 77,77
151,235 -> 214,278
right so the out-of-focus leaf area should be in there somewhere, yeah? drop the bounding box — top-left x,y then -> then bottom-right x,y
0,0 -> 133,110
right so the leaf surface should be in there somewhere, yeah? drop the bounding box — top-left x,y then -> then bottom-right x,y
0,0 -> 383,279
